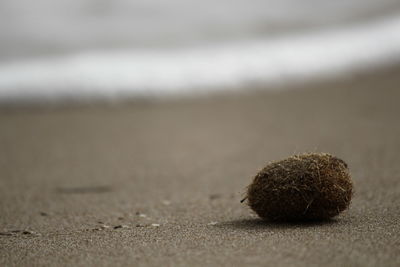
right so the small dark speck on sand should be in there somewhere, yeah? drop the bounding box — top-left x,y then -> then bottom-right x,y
90,224 -> 111,231
113,225 -> 128,229
209,194 -> 221,200
0,230 -> 39,236
0,232 -> 13,236
22,230 -> 36,235
40,212 -> 48,216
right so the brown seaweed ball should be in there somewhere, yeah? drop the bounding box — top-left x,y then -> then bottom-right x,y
246,153 -> 353,221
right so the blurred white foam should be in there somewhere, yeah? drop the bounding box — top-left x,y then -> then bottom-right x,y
1,15 -> 400,103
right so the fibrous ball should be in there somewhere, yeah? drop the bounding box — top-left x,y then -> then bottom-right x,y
246,153 -> 353,221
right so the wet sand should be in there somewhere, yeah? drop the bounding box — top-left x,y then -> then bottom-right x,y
0,68 -> 400,266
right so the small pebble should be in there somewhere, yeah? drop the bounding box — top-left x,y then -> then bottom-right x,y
207,222 -> 218,226
113,225 -> 128,229
151,223 -> 160,227
22,230 -> 39,236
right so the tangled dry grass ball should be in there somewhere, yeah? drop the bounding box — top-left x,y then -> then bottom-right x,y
245,153 -> 353,221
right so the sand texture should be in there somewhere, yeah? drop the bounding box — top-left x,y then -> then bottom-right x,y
1,68 -> 400,266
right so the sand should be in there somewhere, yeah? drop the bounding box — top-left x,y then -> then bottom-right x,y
1,68 -> 400,266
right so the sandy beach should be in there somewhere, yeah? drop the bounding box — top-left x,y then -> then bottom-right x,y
1,67 -> 400,266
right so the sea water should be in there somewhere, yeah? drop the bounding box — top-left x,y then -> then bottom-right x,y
0,0 -> 400,103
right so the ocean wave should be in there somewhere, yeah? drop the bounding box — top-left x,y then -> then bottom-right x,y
1,15 -> 400,103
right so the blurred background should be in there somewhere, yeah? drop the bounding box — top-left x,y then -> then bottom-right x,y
1,0 -> 400,104
1,2 -> 400,265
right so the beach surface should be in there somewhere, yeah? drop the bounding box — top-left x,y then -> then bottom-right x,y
1,68 -> 400,266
